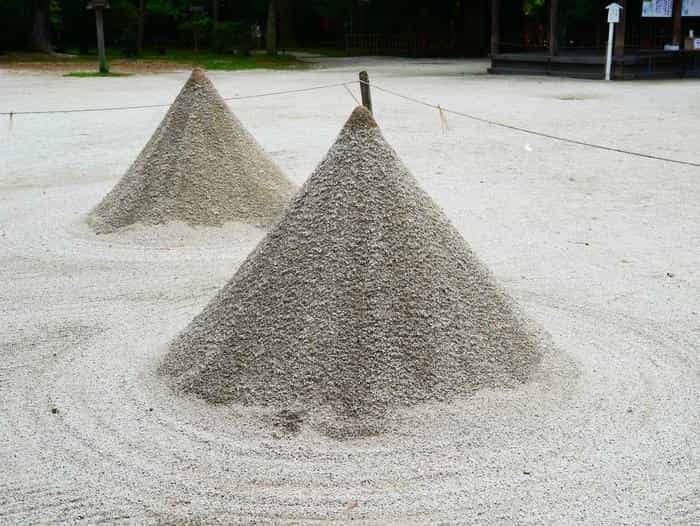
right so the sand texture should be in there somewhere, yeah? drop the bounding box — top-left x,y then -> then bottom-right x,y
87,68 -> 296,233
1,60 -> 698,524
161,106 -> 544,437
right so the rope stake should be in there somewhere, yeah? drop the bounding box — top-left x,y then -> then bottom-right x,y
437,104 -> 449,133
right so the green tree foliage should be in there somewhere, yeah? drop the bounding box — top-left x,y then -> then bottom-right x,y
0,1 -> 31,51
0,0 -> 496,55
523,0 -> 545,17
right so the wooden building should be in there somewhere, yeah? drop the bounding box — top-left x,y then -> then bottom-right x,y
490,0 -> 700,78
343,0 -> 491,57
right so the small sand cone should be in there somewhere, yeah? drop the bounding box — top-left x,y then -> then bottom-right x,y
161,106 -> 544,437
88,68 -> 296,234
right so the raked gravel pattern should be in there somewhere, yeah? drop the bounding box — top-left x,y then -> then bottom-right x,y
0,60 -> 698,524
88,68 -> 297,234
162,106 -> 547,438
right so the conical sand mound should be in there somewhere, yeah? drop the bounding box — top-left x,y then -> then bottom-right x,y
161,106 -> 544,437
88,68 -> 296,234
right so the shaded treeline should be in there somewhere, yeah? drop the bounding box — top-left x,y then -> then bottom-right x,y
0,0 -> 493,56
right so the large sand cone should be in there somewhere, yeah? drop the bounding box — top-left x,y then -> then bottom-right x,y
161,106 -> 543,437
88,68 -> 296,234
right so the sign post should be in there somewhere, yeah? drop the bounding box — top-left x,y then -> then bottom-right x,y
605,3 -> 623,81
87,1 -> 110,73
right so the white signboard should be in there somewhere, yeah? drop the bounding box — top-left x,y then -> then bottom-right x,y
607,2 -> 622,22
642,0 -> 673,17
683,0 -> 700,16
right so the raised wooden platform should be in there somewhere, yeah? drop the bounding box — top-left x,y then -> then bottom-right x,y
490,50 -> 700,79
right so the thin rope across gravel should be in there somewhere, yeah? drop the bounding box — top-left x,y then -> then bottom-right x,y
162,106 -> 546,438
88,69 -> 296,234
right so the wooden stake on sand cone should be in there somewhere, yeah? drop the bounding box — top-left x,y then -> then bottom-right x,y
359,71 -> 373,113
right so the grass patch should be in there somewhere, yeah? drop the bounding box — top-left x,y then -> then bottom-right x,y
64,71 -> 132,77
0,49 -> 310,72
287,47 -> 348,57
138,50 -> 309,70
0,52 -> 96,64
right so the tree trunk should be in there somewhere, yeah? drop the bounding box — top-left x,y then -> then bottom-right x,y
95,7 -> 108,72
549,0 -> 559,57
31,0 -> 51,53
266,0 -> 277,55
137,0 -> 145,56
212,0 -> 219,23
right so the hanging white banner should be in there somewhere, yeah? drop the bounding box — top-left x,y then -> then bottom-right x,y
643,0 -> 700,17
642,0 -> 673,17
683,0 -> 700,16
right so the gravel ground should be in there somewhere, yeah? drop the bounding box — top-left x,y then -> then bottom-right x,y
0,58 -> 698,524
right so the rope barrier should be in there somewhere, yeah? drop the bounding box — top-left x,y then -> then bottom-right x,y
222,81 -> 351,101
0,101 -> 171,116
0,81 -> 351,116
343,84 -> 361,105
360,79 -> 700,168
1,74 -> 697,168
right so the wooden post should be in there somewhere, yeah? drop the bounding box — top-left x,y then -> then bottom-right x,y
359,70 -> 372,113
31,0 -> 51,53
266,0 -> 277,55
137,0 -> 144,56
490,0 -> 500,56
95,6 -> 108,73
549,0 -> 559,56
614,1 -> 627,77
672,0 -> 683,46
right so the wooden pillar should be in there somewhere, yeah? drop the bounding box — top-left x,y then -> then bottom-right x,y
137,0 -> 144,56
672,0 -> 683,46
94,6 -> 108,73
491,0 -> 500,56
614,1 -> 626,60
549,0 -> 559,56
266,0 -> 277,55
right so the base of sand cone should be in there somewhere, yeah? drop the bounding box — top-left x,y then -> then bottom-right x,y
87,68 -> 296,234
160,106 -> 550,438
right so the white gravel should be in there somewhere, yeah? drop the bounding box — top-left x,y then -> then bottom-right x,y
0,58 -> 698,524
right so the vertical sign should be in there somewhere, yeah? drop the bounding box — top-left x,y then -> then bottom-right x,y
605,3 -> 623,81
